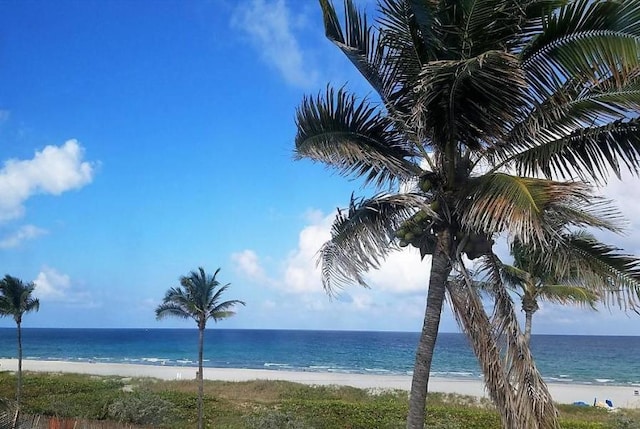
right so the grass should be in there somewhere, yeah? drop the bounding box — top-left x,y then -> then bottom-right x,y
0,371 -> 639,428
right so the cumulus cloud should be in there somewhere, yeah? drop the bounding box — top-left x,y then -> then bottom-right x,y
0,139 -> 95,222
282,212 -> 333,293
232,249 -> 269,282
0,224 -> 47,249
33,266 -> 96,306
281,211 -> 431,294
34,267 -> 72,299
231,0 -> 319,88
236,209 -> 431,297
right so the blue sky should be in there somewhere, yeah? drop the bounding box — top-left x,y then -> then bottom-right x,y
0,0 -> 638,335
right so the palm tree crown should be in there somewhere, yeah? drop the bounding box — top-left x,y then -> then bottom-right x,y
155,267 -> 245,329
0,275 -> 40,324
500,228 -> 640,342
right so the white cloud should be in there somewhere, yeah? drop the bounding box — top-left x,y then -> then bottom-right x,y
0,224 -> 47,249
0,110 -> 9,123
231,0 -> 319,88
283,212 -> 333,293
240,210 -> 431,296
33,266 -> 96,307
232,249 -> 268,282
366,248 -> 431,294
0,139 -> 95,222
34,267 -> 72,299
282,211 -> 431,294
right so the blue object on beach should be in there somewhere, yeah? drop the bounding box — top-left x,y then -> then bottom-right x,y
605,400 -> 613,408
572,402 -> 589,407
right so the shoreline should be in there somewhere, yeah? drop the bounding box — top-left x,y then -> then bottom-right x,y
2,359 -> 640,409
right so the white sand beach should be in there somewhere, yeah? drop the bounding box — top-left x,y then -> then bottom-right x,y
2,359 -> 640,409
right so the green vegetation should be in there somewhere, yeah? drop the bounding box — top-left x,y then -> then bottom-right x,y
1,372 -> 639,429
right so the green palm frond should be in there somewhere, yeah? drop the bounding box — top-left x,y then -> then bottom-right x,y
319,0 -> 385,94
413,51 -> 531,148
377,0 -> 435,65
318,192 -> 424,293
490,71 -> 640,169
558,232 -> 640,310
461,173 -> 592,244
522,0 -> 640,100
295,87 -> 419,186
498,261 -> 530,293
155,302 -> 192,321
536,284 -> 599,308
513,118 -> 640,182
211,299 -> 245,321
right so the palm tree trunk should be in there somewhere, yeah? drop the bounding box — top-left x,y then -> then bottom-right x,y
197,325 -> 204,429
16,320 -> 22,407
524,310 -> 533,345
407,230 -> 452,429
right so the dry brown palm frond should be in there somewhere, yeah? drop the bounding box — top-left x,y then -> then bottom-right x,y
447,273 -> 518,429
483,253 -> 559,429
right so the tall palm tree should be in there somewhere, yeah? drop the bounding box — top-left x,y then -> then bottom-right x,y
294,0 -> 640,427
155,267 -> 244,429
0,275 -> 40,409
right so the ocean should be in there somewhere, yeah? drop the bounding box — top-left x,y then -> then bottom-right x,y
0,328 -> 638,387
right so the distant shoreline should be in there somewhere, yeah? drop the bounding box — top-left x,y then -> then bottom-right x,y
2,358 -> 640,409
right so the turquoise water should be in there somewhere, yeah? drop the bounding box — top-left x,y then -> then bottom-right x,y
0,329 -> 638,387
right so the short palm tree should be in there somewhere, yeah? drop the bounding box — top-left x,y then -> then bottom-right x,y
295,0 -> 640,427
0,275 -> 40,408
155,267 -> 244,429
501,230 -> 640,344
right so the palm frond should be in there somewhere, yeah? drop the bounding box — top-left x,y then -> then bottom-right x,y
295,86 -> 419,187
319,0 -> 387,94
558,232 -> 640,311
512,118 -> 640,183
537,284 -> 599,308
318,192 -> 424,293
447,275 -> 517,428
413,51 -> 530,149
522,0 -> 640,100
461,173 -> 592,245
479,253 -> 559,429
211,299 -> 245,316
500,75 -> 640,159
155,303 -> 192,321
378,0 -> 436,63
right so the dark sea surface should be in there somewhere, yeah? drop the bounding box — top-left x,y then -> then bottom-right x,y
0,329 -> 638,387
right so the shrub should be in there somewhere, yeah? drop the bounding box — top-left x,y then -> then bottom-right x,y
107,390 -> 172,426
244,410 -> 312,429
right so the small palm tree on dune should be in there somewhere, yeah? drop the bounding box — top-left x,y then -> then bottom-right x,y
155,267 -> 244,429
0,275 -> 40,409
